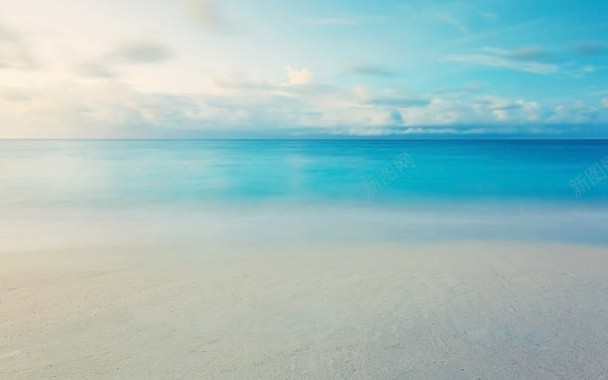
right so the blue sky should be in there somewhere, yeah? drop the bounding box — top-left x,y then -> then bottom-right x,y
1,0 -> 607,138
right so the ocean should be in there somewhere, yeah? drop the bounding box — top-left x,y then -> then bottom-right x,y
2,139 -> 608,247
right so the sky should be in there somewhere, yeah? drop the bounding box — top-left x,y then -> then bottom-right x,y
1,0 -> 608,138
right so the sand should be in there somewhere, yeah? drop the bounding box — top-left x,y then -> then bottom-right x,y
2,241 -> 608,379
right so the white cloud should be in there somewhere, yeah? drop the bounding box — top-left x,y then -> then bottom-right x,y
445,47 -> 559,74
583,65 -> 595,73
602,98 -> 608,108
397,95 -> 542,127
352,86 -> 371,102
285,66 -> 313,85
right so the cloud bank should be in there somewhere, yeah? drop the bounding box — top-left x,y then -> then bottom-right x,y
3,66 -> 608,139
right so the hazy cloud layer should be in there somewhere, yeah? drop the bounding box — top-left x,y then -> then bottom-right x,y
449,42 -> 608,74
348,64 -> 398,78
1,0 -> 608,138
304,17 -> 359,26
3,68 -> 607,138
0,23 -> 37,70
110,41 -> 173,63
571,41 -> 608,56
75,63 -> 116,78
75,40 -> 172,78
177,0 -> 232,32
445,47 -> 559,74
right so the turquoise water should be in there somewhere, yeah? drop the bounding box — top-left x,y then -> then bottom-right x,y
2,140 -> 608,206
2,140 -> 608,246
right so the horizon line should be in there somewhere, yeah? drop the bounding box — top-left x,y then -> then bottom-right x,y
2,138 -> 608,142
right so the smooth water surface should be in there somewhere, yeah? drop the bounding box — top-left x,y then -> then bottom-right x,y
2,140 -> 608,246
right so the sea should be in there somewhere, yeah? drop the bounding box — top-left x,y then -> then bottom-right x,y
2,139 -> 608,249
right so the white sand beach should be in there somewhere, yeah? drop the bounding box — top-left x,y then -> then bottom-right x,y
2,240 -> 608,379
